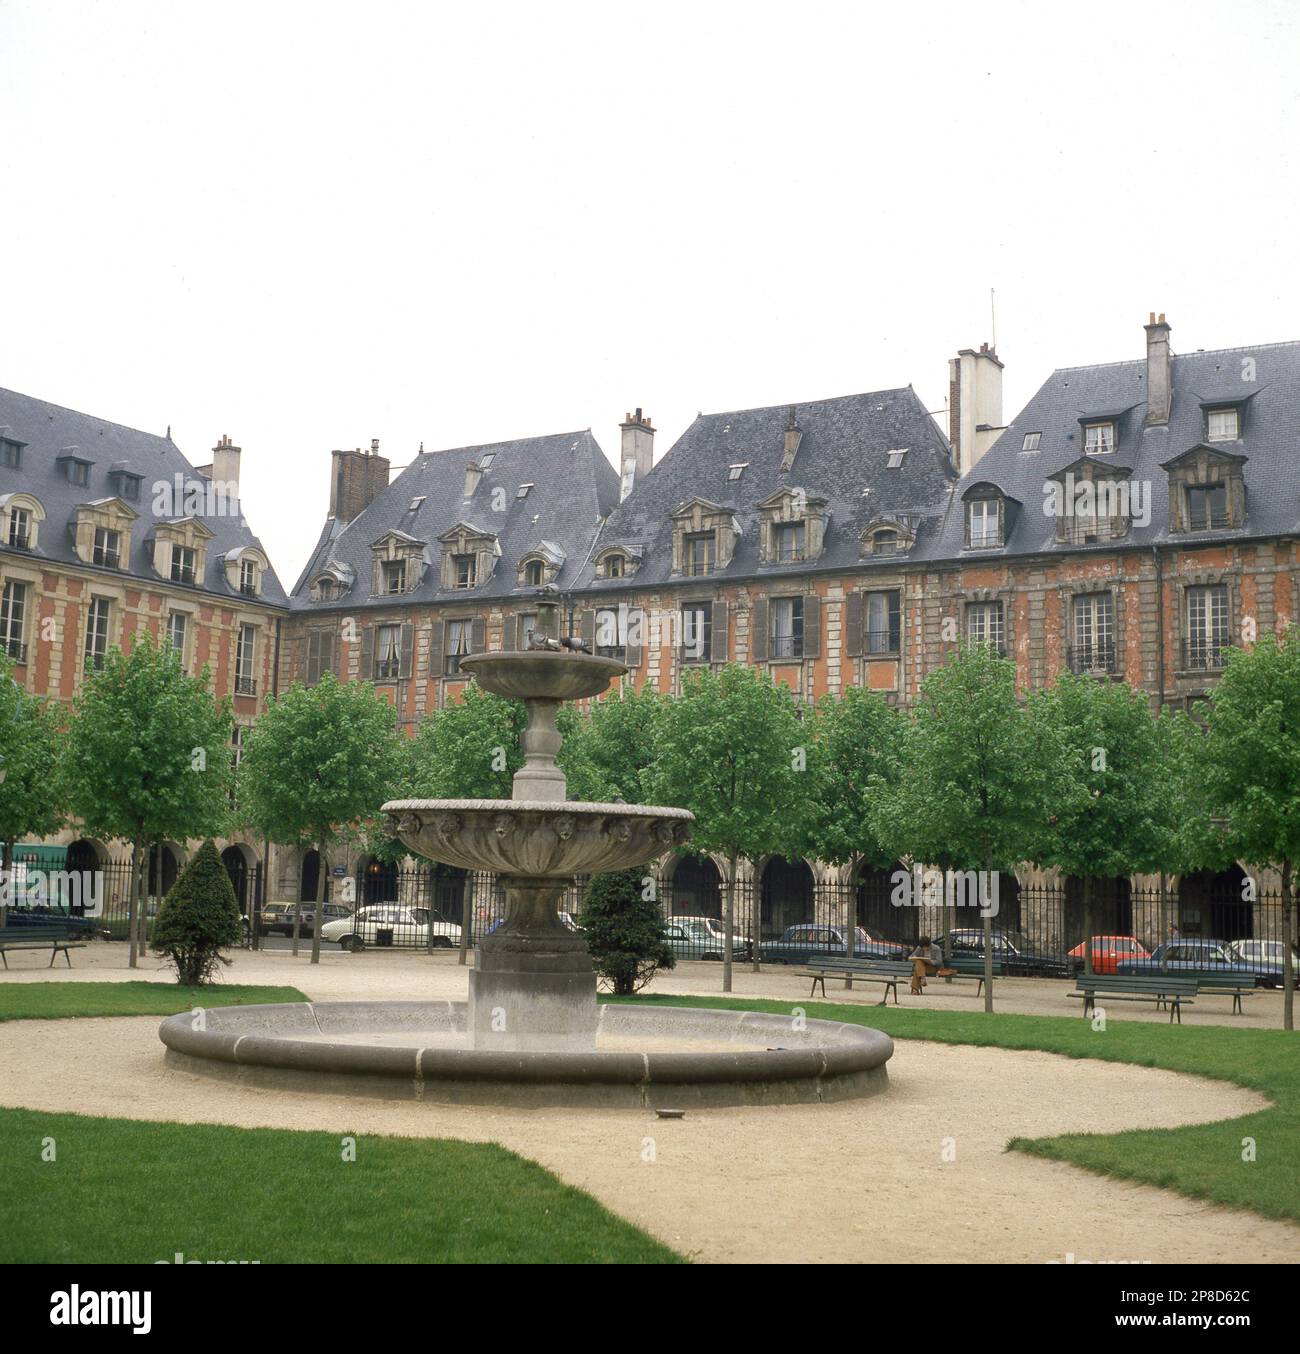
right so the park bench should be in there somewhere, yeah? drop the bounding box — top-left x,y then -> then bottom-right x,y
1069,974 -> 1198,1024
1194,975 -> 1258,1016
798,957 -> 912,1004
0,921 -> 91,969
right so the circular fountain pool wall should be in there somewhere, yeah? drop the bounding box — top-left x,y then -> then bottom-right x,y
159,1001 -> 893,1109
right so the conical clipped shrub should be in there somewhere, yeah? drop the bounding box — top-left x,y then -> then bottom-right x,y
152,839 -> 244,985
577,868 -> 675,996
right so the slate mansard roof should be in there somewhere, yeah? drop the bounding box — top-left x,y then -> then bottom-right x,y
575,387 -> 958,590
0,386 -> 288,605
292,429 -> 619,610
925,340 -> 1300,561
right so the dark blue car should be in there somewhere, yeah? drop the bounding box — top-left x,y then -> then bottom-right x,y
758,924 -> 907,965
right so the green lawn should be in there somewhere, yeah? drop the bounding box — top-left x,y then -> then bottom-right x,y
0,981 -> 309,1022
618,994 -> 1300,1226
0,1107 -> 682,1263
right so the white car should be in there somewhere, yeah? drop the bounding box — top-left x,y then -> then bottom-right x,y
321,905 -> 462,952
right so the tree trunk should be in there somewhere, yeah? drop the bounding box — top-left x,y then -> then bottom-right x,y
1283,858 -> 1294,1033
458,873 -> 471,966
310,840 -> 325,964
982,850 -> 994,1014
1082,874 -> 1094,979
722,849 -> 737,994
291,859 -> 303,958
127,837 -> 141,969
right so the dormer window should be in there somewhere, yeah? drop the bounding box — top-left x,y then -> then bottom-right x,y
604,553 -> 625,579
240,558 -> 258,597
966,497 -> 1003,549
871,530 -> 898,556
454,554 -> 477,588
171,545 -> 197,584
775,522 -> 806,562
523,559 -> 544,587
1206,408 -> 1240,442
0,438 -> 24,469
728,463 -> 747,482
885,448 -> 908,469
382,560 -> 407,595
1186,483 -> 1229,531
93,527 -> 122,568
108,467 -> 143,502
685,533 -> 715,576
316,578 -> 337,601
858,516 -> 916,560
1021,432 -> 1041,452
68,460 -> 90,486
1083,422 -> 1116,455
8,506 -> 31,550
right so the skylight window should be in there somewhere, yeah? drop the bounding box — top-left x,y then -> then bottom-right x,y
1021,432 -> 1041,452
728,463 -> 747,481
478,453 -> 495,470
409,495 -> 426,511
516,483 -> 533,499
885,448 -> 908,469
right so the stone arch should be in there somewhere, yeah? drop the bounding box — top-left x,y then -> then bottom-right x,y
146,842 -> 183,901
1176,864 -> 1252,941
357,854 -> 399,906
221,843 -> 258,916
64,839 -> 109,915
1063,875 -> 1132,949
853,858 -> 916,944
759,857 -> 815,941
300,849 -> 327,903
426,862 -> 470,924
668,854 -> 722,919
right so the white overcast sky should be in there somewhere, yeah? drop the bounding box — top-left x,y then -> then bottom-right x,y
1,0 -> 1297,586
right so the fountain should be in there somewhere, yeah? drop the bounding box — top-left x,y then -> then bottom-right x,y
159,600 -> 893,1107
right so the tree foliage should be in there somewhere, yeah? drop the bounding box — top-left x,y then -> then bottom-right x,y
408,685 -> 525,799
577,867 -> 675,995
151,839 -> 244,984
0,657 -> 65,888
557,684 -> 664,804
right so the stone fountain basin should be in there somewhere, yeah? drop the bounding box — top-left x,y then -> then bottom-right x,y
158,1001 -> 893,1109
383,799 -> 694,876
457,650 -> 628,701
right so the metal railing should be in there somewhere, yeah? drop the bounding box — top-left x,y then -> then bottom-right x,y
1068,642 -> 1118,675
1182,638 -> 1227,671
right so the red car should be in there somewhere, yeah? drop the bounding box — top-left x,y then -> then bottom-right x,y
1068,935 -> 1151,975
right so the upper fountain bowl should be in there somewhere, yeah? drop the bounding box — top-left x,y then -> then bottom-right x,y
457,650 -> 627,702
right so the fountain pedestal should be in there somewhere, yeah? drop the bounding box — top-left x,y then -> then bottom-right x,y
468,875 -> 597,1051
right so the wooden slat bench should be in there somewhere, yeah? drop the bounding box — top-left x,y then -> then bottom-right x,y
1069,974 -> 1199,1023
1194,976 -> 1258,1015
798,958 -> 913,1004
0,922 -> 90,969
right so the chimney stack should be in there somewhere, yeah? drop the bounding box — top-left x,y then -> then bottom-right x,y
948,343 -> 1005,473
328,439 -> 391,522
463,461 -> 483,498
619,408 -> 655,501
780,407 -> 803,472
1144,312 -> 1172,425
211,434 -> 241,501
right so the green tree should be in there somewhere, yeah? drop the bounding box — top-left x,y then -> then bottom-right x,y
409,685 -> 526,798
151,838 -> 244,984
645,664 -> 810,991
577,867 -> 675,995
1031,672 -> 1176,975
1198,628 -> 1300,1030
870,644 -> 1075,1011
62,635 -> 234,968
0,658 -> 65,917
239,671 -> 402,964
557,685 -> 665,804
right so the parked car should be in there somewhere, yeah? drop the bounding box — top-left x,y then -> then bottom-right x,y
759,924 -> 907,965
1117,939 -> 1267,985
1224,939 -> 1300,988
258,902 -> 351,938
945,928 -> 1072,978
1067,935 -> 1151,975
322,905 -> 461,951
663,915 -> 753,961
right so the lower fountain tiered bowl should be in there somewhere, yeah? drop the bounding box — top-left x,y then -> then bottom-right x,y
158,999 -> 894,1108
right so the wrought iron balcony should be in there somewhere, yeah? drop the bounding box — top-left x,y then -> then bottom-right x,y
1068,643 -> 1118,675
1,637 -> 27,664
235,675 -> 258,696
1182,639 -> 1226,672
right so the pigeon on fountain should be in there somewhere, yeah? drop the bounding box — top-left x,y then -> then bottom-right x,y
560,635 -> 591,654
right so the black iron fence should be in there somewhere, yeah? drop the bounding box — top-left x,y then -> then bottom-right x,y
2,858 -> 1293,983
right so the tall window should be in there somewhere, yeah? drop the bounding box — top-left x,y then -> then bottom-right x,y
1186,585 -> 1229,670
7,507 -> 31,549
240,559 -> 257,596
85,597 -> 111,671
445,619 -> 472,675
775,522 -> 806,562
67,460 -> 90,486
1071,593 -> 1115,673
1206,408 -> 1239,441
382,560 -> 407,595
453,554 -> 477,589
0,580 -> 27,662
235,624 -> 257,695
167,611 -> 187,660
684,532 -> 715,576
865,590 -> 901,655
595,608 -> 625,660
517,612 -> 538,649
1186,484 -> 1228,531
772,597 -> 804,659
965,602 -> 1005,654
1084,422 -> 1116,454
375,624 -> 401,679
602,553 -> 626,579
93,527 -> 121,568
966,499 -> 1001,548
523,559 -> 544,587
0,439 -> 22,469
171,545 -> 197,584
681,603 -> 712,663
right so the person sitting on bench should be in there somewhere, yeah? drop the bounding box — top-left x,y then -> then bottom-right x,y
909,936 -> 942,994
